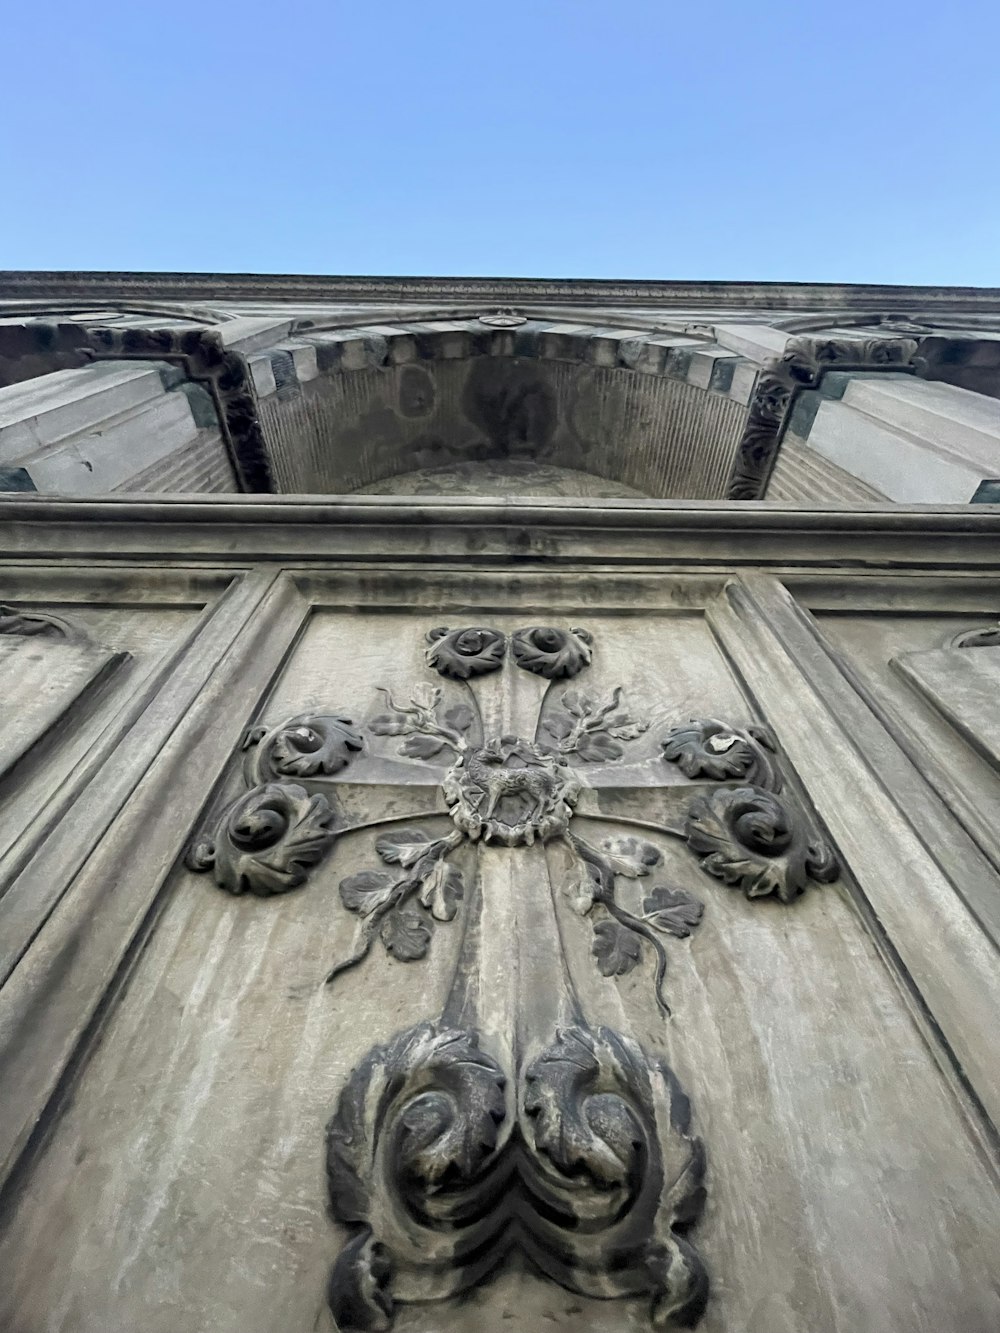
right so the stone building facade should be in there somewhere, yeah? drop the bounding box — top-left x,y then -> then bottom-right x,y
1,272 -> 999,1333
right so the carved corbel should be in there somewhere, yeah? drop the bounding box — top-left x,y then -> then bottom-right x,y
724,333 -> 921,499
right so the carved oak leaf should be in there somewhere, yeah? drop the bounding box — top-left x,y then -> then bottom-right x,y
600,835 -> 662,878
375,828 -> 433,868
443,702 -> 475,734
541,713 -> 574,742
368,713 -> 410,736
575,732 -> 625,763
642,886 -> 704,938
592,919 -> 642,976
399,734 -> 447,760
380,905 -> 433,961
606,717 -> 648,742
418,860 -> 464,921
340,870 -> 396,917
409,682 -> 440,711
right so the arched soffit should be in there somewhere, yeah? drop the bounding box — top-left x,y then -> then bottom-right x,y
258,314 -> 759,500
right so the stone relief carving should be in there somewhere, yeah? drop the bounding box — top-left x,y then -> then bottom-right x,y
328,828 -> 465,982
662,717 -> 779,789
325,1013 -> 706,1333
564,832 -> 704,1015
186,782 -> 338,897
443,736 -> 580,846
950,622 -> 1000,648
425,625 -> 506,678
183,623 -> 840,1330
542,684 -> 649,761
510,624 -> 593,678
685,786 -> 838,902
243,711 -> 363,783
368,683 -> 471,760
724,333 -> 922,500
0,602 -> 85,641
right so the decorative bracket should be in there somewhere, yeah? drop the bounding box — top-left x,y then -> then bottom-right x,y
724,333 -> 922,499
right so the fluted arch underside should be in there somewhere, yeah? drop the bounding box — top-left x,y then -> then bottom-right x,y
259,317 -> 753,499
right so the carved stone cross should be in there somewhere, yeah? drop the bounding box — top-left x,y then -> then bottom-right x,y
187,624 -> 837,1332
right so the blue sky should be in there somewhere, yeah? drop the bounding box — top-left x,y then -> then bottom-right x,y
3,1 -> 998,284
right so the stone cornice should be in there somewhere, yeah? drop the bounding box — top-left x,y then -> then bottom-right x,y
2,271 -> 1000,312
3,494 -> 999,568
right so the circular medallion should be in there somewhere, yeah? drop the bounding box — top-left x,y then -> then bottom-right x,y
478,312 -> 527,328
443,736 -> 580,847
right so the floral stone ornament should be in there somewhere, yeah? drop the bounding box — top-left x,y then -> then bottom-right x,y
425,625 -> 506,679
510,624 -> 593,678
183,622 -> 841,1333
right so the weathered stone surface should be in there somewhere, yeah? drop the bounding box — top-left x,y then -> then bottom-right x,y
0,269 -> 999,1332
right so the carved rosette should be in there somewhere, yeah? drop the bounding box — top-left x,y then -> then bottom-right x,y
662,718 -> 780,790
325,1020 -> 706,1332
425,625 -> 506,678
185,781 -> 337,896
684,785 -> 837,901
442,736 -> 581,846
243,711 -> 363,784
511,625 -> 593,679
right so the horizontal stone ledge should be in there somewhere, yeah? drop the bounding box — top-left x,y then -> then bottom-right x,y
5,271 -> 1000,312
1,492 -> 998,531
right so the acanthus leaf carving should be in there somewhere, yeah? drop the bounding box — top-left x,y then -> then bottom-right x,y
325,1019 -> 707,1332
684,784 -> 838,902
325,1022 -> 507,1330
185,781 -> 337,896
520,1025 -> 708,1322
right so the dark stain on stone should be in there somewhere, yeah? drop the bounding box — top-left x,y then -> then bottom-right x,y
462,359 -> 557,460
398,365 -> 436,419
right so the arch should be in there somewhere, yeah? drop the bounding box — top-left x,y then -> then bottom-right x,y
256,314 -> 757,499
